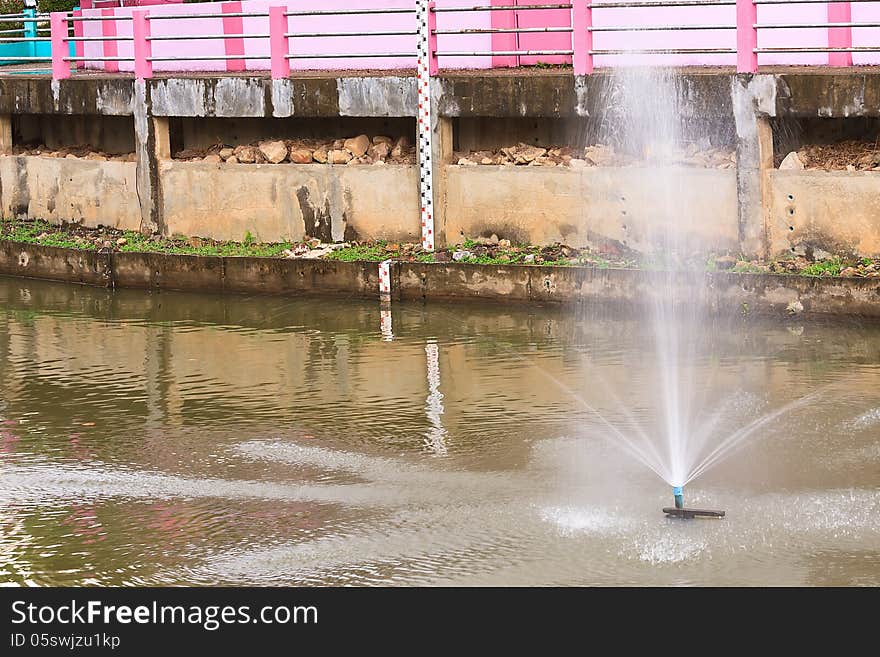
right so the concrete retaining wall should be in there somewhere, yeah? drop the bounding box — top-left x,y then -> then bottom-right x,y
0,155 -> 141,230
3,240 -> 880,318
159,161 -> 420,243
5,71 -> 880,257
445,165 -> 739,252
767,170 -> 880,257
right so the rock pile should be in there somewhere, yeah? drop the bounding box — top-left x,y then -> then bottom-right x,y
174,135 -> 415,165
8,145 -> 135,162
454,142 -> 736,168
779,141 -> 880,171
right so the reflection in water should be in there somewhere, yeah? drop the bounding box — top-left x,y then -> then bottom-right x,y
380,306 -> 393,342
0,275 -> 878,585
423,341 -> 447,456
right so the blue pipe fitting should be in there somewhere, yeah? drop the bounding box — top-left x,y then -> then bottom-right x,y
673,486 -> 683,509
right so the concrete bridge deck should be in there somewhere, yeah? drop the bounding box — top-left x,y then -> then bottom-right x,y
1,65 -> 879,118
0,63 -> 878,264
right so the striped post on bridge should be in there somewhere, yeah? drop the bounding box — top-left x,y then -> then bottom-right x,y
417,0 -> 435,252
268,6 -> 289,79
736,0 -> 758,73
222,1 -> 246,73
49,12 -> 70,79
132,9 -> 152,80
828,2 -> 853,67
101,7 -> 119,73
572,0 -> 592,75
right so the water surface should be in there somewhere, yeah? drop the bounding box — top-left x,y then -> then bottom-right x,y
0,275 -> 877,585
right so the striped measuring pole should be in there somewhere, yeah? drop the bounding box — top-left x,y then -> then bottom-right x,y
379,259 -> 393,339
416,0 -> 435,252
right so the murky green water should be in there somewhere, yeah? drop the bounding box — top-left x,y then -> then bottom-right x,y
0,275 -> 877,586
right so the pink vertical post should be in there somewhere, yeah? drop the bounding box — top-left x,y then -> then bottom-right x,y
101,8 -> 119,73
132,10 -> 152,80
222,2 -> 246,73
269,6 -> 289,79
828,3 -> 853,67
736,0 -> 758,73
572,0 -> 592,75
50,12 -> 70,80
492,0 -> 518,68
427,1 -> 438,75
72,10 -> 83,70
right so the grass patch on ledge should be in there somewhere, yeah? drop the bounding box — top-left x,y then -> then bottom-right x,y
2,218 -> 879,278
0,219 -> 295,258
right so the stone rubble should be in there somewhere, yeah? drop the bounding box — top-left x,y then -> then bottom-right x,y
7,144 -> 136,162
778,151 -> 805,170
453,142 -> 737,169
171,135 -> 416,165
779,141 -> 880,171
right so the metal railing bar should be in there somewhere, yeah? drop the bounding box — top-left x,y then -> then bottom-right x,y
434,27 -> 573,34
66,16 -> 132,22
285,30 -> 418,37
589,0 -> 735,7
146,12 -> 268,20
147,33 -> 269,40
756,46 -> 880,52
754,0 -> 879,4
592,47 -> 736,53
67,36 -> 134,41
590,24 -> 734,31
284,8 -> 414,16
756,22 -> 880,29
147,55 -> 270,61
436,49 -> 574,56
432,4 -> 573,12
0,37 -> 50,42
0,56 -> 51,60
286,52 -> 413,58
64,56 -> 134,61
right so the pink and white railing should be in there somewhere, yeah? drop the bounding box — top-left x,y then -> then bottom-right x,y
44,0 -> 880,79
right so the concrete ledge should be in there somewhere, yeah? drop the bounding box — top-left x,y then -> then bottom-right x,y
2,241 -> 880,317
3,71 -> 880,120
0,241 -> 111,287
0,78 -> 134,115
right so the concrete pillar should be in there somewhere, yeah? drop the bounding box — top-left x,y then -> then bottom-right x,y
732,74 -> 777,259
133,80 -> 163,235
153,117 -> 171,160
430,80 -> 453,247
0,114 -> 12,153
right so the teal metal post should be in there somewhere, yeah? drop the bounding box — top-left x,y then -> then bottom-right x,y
70,7 -> 79,60
23,8 -> 37,60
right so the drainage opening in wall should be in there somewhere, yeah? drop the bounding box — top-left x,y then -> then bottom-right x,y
772,116 -> 880,171
450,116 -> 736,170
8,114 -> 136,162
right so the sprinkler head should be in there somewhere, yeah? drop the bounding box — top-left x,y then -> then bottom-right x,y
663,486 -> 726,519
